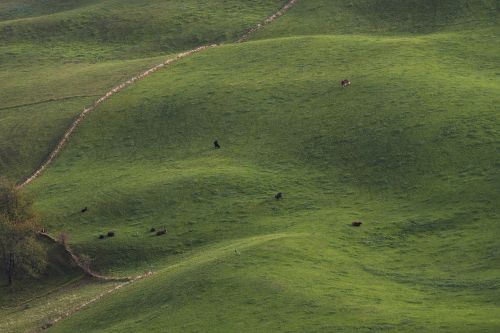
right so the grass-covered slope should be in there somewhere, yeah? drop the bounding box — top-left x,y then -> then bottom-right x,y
0,237 -> 119,333
31,30 -> 500,270
26,11 -> 500,333
2,0 -> 500,332
255,0 -> 498,38
1,0 -> 285,59
0,55 -> 169,181
48,234 -> 500,333
0,0 -> 98,21
0,0 -> 285,181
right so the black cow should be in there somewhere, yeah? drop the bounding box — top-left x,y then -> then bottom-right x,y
81,207 -> 88,213
275,192 -> 283,200
351,221 -> 362,227
341,79 -> 351,88
214,140 -> 221,149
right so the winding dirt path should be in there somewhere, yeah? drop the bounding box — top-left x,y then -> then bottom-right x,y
18,0 -> 298,189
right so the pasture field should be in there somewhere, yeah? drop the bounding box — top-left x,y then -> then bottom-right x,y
1,0 -> 499,332
0,0 -> 285,180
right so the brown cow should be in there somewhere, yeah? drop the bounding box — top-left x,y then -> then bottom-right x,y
156,229 -> 167,236
351,221 -> 362,227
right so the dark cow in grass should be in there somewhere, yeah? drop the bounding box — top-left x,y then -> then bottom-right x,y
156,229 -> 167,236
341,79 -> 351,88
81,206 -> 88,213
351,221 -> 362,227
214,140 -> 221,149
275,192 -> 283,200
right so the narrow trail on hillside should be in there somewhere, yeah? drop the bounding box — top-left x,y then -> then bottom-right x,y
18,0 -> 298,189
0,95 -> 100,111
25,1 -> 299,331
32,280 -> 134,333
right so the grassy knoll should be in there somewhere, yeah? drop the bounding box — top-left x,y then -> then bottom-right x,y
30,31 -> 500,271
0,276 -> 121,333
48,234 -> 500,333
255,0 -> 499,38
0,0 -> 285,180
1,0 -> 499,332
0,56 -> 168,180
0,237 -> 118,333
29,29 -> 500,332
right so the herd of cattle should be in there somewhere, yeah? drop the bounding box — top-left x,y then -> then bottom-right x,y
96,227 -> 166,240
80,78 -> 358,240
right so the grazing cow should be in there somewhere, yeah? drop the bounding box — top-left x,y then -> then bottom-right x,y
81,207 -> 88,213
107,231 -> 115,237
156,229 -> 167,236
214,140 -> 221,149
99,235 -> 105,239
275,192 -> 283,200
341,79 -> 351,88
351,221 -> 362,227
150,227 -> 156,232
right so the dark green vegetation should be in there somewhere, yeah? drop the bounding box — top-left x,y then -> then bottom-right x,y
1,0 -> 500,332
0,178 -> 47,285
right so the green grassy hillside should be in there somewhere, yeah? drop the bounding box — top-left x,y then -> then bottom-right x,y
30,31 -> 500,272
0,237 -> 116,333
0,0 -> 97,21
1,0 -> 499,332
0,0 -> 285,181
255,0 -> 498,38
1,0 -> 285,58
48,234 -> 500,333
